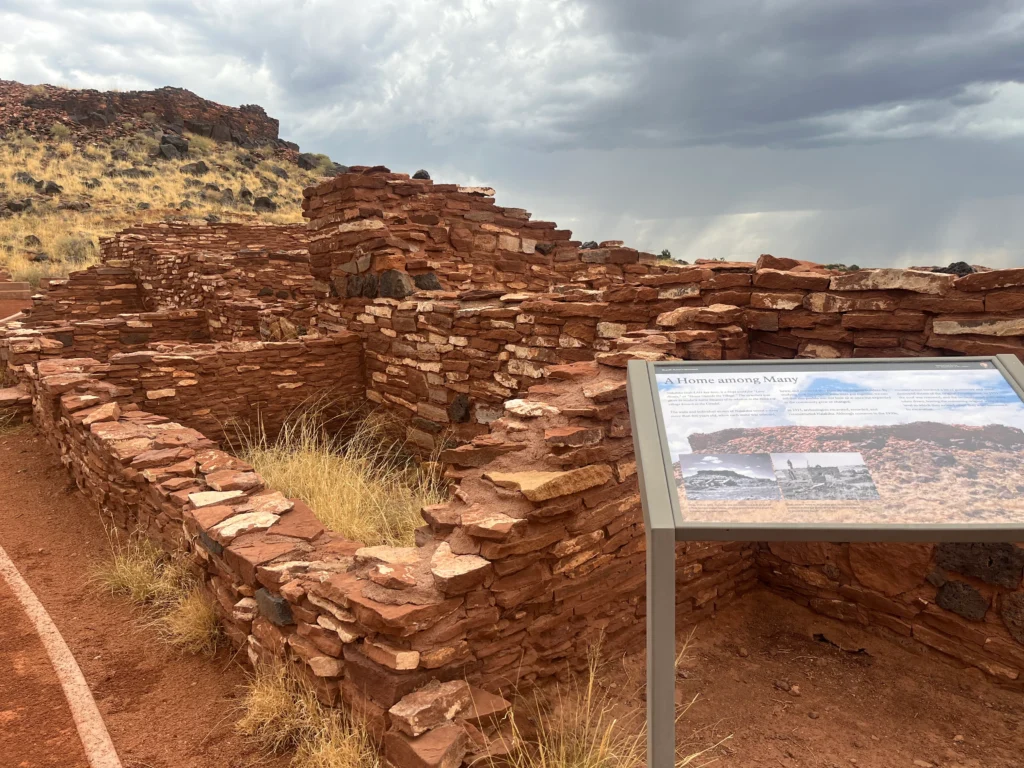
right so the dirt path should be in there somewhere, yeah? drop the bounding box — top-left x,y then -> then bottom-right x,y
0,577 -> 91,768
0,428 -> 287,768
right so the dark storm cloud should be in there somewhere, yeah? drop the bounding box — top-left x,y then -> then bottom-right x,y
574,0 -> 1024,146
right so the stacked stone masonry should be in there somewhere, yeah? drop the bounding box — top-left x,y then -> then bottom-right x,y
6,168 -> 1024,767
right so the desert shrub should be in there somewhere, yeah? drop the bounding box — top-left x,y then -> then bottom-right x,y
53,234 -> 95,263
142,111 -> 159,123
49,121 -> 71,140
237,661 -> 379,767
238,404 -> 447,546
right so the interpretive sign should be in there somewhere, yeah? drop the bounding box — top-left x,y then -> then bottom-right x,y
626,355 -> 1024,767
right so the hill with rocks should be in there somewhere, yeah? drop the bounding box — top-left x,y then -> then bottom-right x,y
0,80 -> 347,288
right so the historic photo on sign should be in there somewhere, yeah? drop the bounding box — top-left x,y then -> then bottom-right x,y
677,454 -> 781,501
771,452 -> 880,501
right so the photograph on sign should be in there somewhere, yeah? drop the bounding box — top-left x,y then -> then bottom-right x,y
655,362 -> 1024,526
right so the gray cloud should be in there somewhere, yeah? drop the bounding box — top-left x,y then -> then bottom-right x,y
1,0 -> 1023,266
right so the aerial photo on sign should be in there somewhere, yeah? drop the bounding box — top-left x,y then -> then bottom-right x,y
655,362 -> 1024,526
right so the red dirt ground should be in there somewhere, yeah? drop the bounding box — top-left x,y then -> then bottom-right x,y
0,427 -> 287,768
608,590 -> 1024,767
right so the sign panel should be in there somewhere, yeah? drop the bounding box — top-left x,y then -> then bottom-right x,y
636,356 -> 1024,539
627,354 -> 1024,768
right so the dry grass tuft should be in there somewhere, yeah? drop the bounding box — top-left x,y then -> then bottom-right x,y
153,588 -> 221,655
93,529 -> 221,654
238,405 -> 448,547
237,661 -> 380,768
494,641 -> 724,768
497,651 -> 647,768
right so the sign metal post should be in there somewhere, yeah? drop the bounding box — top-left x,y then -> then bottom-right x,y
627,355 -> 1024,766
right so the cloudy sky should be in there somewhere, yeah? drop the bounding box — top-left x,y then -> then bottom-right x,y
2,0 -> 1023,266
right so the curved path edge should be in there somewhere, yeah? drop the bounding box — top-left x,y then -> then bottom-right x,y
0,543 -> 123,768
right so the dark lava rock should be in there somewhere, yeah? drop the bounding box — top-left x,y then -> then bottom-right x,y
184,119 -> 213,137
535,242 -> 556,255
378,269 -> 416,299
237,154 -> 257,170
137,202 -> 151,210
204,214 -> 220,223
178,200 -> 194,210
413,272 -> 443,291
28,252 -> 50,262
253,196 -> 277,213
297,153 -> 319,171
23,234 -> 42,248
268,165 -> 289,179
329,163 -> 349,175
581,241 -> 599,249
212,122 -> 232,142
257,287 -> 275,297
412,169 -> 431,180
110,148 -> 129,162
448,394 -> 471,423
83,178 -> 101,189
157,143 -> 181,161
346,273 -> 379,299
1000,593 -> 1024,644
197,530 -> 222,555
936,581 -> 989,621
934,261 -> 976,277
238,186 -> 254,203
936,543 -> 1024,588
6,199 -> 32,213
220,189 -> 235,204
160,133 -> 189,154
180,160 -> 210,176
255,587 -> 294,626
57,201 -> 91,212
13,171 -> 37,186
35,180 -> 63,195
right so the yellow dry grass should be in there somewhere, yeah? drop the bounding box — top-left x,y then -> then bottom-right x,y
92,529 -> 221,655
0,130 -> 323,285
493,639 -> 724,768
237,661 -> 380,768
238,407 -> 448,547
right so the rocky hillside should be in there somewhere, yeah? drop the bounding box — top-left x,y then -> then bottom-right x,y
0,80 -> 346,285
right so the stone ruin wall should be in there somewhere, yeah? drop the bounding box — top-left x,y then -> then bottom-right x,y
6,168 -> 1024,766
3,332 -> 364,445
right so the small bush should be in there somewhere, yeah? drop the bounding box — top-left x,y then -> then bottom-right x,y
49,122 -> 71,140
53,234 -> 95,263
